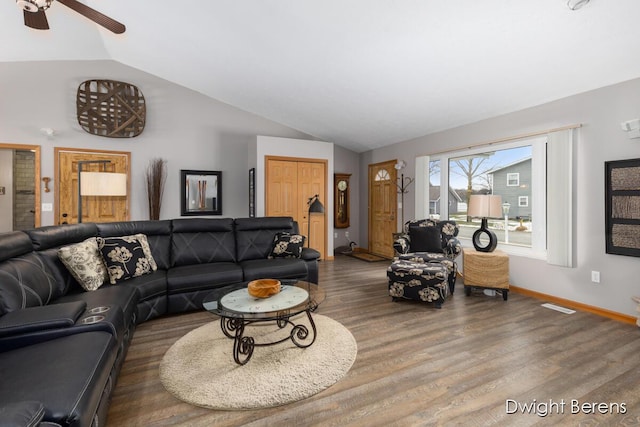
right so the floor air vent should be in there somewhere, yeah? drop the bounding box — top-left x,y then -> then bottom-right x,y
541,303 -> 576,314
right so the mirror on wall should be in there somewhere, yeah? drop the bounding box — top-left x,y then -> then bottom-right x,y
0,143 -> 41,232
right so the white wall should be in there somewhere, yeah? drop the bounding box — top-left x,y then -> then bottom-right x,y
333,144 -> 361,249
360,77 -> 640,318
0,60 -> 312,224
256,135 -> 335,256
0,150 -> 13,231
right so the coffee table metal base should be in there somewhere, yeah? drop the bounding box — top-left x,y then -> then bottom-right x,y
220,309 -> 318,365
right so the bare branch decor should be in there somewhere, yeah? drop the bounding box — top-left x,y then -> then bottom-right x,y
146,158 -> 167,220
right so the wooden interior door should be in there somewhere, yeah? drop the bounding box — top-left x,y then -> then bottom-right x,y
265,159 -> 298,218
298,161 -> 326,258
368,160 -> 397,258
266,157 -> 327,259
55,148 -> 130,224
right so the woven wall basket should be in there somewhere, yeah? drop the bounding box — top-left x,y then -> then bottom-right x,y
77,79 -> 146,138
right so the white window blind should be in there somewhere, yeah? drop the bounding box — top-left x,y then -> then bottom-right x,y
546,128 -> 574,267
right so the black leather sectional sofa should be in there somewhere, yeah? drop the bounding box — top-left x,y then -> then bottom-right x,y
0,216 -> 319,427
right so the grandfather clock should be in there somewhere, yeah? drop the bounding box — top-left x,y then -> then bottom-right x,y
334,173 -> 351,228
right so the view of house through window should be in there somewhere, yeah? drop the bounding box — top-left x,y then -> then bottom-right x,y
429,143 -> 536,248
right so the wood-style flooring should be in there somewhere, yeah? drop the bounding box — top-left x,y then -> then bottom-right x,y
106,255 -> 640,426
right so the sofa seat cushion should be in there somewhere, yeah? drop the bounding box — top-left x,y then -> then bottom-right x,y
0,331 -> 118,427
240,258 -> 308,282
167,263 -> 243,294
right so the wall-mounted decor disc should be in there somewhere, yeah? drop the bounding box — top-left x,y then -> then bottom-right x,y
77,79 -> 146,138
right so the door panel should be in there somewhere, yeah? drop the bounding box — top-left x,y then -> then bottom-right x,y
298,162 -> 326,256
266,160 -> 298,217
369,160 -> 397,258
56,148 -> 130,224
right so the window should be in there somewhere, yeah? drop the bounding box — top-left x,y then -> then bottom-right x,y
426,136 -> 546,258
519,196 -> 529,207
417,128 -> 574,265
375,169 -> 390,181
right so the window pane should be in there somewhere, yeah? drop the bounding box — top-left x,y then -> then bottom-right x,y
429,160 -> 440,218
448,146 -> 532,247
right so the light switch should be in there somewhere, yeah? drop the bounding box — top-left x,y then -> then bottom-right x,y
0,186 -> 5,195
42,203 -> 53,212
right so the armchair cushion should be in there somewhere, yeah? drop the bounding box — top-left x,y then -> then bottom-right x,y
409,226 -> 442,253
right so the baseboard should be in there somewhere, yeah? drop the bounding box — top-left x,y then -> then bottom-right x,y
510,285 -> 637,326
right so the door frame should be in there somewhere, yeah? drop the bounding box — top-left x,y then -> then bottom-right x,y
0,142 -> 41,229
54,147 -> 131,224
265,155 -> 328,259
368,159 -> 398,258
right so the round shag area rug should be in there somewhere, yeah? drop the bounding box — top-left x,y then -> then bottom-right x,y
159,314 -> 357,410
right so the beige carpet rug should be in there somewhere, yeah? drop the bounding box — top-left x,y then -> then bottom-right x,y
159,314 -> 357,410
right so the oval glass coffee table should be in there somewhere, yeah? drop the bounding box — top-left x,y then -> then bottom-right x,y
202,279 -> 325,365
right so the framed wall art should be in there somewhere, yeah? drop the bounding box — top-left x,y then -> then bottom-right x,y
249,168 -> 256,217
180,170 -> 222,216
605,158 -> 640,257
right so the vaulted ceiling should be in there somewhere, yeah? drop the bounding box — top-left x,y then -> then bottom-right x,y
3,0 -> 640,152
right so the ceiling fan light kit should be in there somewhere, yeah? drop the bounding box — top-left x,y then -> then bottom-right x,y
567,0 -> 590,11
17,0 -> 126,34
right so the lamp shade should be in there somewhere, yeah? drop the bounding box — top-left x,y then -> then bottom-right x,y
80,172 -> 127,196
309,197 -> 325,213
467,195 -> 502,218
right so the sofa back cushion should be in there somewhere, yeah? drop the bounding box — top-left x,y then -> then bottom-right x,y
25,223 -> 100,295
235,217 -> 296,261
171,218 -> 236,266
97,220 -> 172,270
0,252 -> 59,315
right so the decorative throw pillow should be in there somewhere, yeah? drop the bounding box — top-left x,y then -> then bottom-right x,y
409,225 -> 443,253
268,232 -> 306,259
58,237 -> 108,291
97,234 -> 157,284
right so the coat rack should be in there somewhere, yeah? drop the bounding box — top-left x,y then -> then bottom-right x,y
395,161 -> 414,231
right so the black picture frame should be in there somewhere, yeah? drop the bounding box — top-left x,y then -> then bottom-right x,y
249,168 -> 256,217
180,170 -> 222,216
605,158 -> 640,257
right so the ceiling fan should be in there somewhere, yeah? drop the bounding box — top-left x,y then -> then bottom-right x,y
16,0 -> 125,34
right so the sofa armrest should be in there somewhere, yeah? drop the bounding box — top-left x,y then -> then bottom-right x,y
300,247 -> 321,261
0,301 -> 86,338
393,235 -> 410,255
444,236 -> 462,259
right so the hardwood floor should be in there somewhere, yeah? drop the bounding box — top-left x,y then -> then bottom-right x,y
107,256 -> 640,426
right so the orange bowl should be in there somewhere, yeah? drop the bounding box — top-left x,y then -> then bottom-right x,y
248,279 -> 281,298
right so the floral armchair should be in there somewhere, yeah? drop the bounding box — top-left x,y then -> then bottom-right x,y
392,218 -> 462,294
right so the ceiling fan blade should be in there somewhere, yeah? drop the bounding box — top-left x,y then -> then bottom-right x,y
57,0 -> 126,34
24,9 -> 49,30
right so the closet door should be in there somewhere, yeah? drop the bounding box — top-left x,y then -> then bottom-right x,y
266,157 -> 326,259
298,161 -> 326,258
265,159 -> 298,218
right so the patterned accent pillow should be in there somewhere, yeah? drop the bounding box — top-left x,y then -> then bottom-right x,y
97,234 -> 157,284
409,225 -> 443,253
58,237 -> 108,291
268,232 -> 306,259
